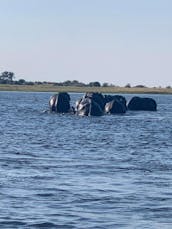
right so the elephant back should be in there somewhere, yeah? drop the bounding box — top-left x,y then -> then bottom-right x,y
104,95 -> 127,108
127,96 -> 157,111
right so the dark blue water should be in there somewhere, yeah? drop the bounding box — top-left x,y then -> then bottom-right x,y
0,92 -> 172,228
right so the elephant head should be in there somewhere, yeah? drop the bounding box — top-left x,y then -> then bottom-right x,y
105,99 -> 127,114
104,95 -> 127,108
75,97 -> 103,116
104,94 -> 127,114
83,92 -> 106,111
49,92 -> 71,113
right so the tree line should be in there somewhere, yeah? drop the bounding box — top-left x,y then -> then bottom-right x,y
0,71 -> 110,87
0,71 -> 171,88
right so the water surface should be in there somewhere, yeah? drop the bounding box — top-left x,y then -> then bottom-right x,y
0,92 -> 172,228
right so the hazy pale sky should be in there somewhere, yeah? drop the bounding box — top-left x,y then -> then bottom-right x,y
0,0 -> 171,87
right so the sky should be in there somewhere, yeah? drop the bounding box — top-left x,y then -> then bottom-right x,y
0,0 -> 171,87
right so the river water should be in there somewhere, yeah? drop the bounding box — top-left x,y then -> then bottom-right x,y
0,91 -> 172,228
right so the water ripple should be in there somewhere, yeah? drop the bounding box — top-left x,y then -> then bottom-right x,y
0,92 -> 172,228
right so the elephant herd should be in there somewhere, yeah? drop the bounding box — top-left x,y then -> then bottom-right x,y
49,92 -> 157,116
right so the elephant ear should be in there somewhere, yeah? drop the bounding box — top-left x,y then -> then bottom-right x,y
75,98 -> 90,116
105,101 -> 112,113
75,98 -> 82,110
49,94 -> 58,112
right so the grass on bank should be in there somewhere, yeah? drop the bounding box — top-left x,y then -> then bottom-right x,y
0,84 -> 172,94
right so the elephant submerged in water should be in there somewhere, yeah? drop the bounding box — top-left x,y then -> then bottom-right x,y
83,92 -> 106,111
48,92 -> 157,116
75,93 -> 103,116
104,95 -> 127,114
127,96 -> 157,111
105,99 -> 127,114
75,92 -> 127,116
49,92 -> 71,113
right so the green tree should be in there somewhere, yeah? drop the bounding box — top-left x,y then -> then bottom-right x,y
0,71 -> 15,83
88,81 -> 101,87
102,82 -> 109,87
125,83 -> 131,88
18,79 -> 26,85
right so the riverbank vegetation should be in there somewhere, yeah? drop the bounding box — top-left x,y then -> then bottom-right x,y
0,71 -> 172,94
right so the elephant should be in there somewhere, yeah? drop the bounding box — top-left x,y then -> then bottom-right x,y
83,92 -> 106,111
104,95 -> 127,108
49,92 -> 71,113
76,93 -> 128,116
127,96 -> 157,111
75,97 -> 103,116
48,92 -> 157,116
105,99 -> 127,114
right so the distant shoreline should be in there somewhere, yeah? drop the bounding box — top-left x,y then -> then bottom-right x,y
0,84 -> 172,94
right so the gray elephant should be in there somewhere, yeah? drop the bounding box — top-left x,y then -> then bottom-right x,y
104,95 -> 127,107
83,92 -> 106,110
104,94 -> 127,114
105,99 -> 127,114
75,97 -> 103,116
49,92 -> 71,113
127,96 -> 157,111
76,92 -> 128,116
